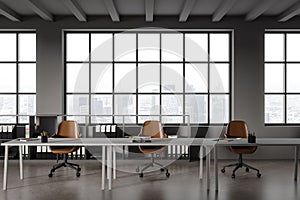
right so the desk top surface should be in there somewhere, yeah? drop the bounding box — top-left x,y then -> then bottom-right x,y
1,138 -> 217,146
2,137 -> 300,147
216,138 -> 300,146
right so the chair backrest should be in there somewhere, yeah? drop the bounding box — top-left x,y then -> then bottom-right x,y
139,120 -> 164,138
56,120 -> 80,138
225,120 -> 248,138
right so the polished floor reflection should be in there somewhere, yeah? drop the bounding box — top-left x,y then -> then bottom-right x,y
0,160 -> 298,200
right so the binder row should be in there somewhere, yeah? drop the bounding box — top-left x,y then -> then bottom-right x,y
94,124 -> 118,138
95,124 -> 117,133
0,125 -> 15,139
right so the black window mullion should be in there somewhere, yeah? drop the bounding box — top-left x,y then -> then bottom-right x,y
89,33 -> 92,124
183,33 -> 186,124
136,33 -> 138,124
64,32 -> 67,117
16,33 -> 19,124
159,33 -> 162,122
207,33 -> 211,124
112,33 -> 115,124
284,33 -> 287,124
229,32 -> 232,122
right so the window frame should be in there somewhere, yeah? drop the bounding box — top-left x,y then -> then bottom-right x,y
264,31 -> 300,125
64,30 -> 232,125
0,31 -> 36,124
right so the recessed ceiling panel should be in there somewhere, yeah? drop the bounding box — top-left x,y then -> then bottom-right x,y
190,0 -> 222,15
229,0 -> 258,15
1,0 -> 33,15
38,0 -> 70,15
264,0 -> 298,15
115,0 -> 144,15
155,0 -> 185,15
75,0 -> 108,15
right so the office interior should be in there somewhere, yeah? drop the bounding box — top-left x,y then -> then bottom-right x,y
1,0 -> 300,200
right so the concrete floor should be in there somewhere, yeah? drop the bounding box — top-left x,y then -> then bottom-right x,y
0,159 -> 298,200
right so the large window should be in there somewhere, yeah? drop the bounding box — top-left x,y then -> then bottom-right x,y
65,30 -> 231,124
265,32 -> 300,124
0,32 -> 36,123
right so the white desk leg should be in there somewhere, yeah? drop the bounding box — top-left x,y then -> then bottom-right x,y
124,145 -> 128,159
199,146 -> 203,179
107,147 -> 109,180
19,146 -> 23,180
3,145 -> 8,190
206,146 -> 210,191
108,146 -> 112,190
294,145 -> 299,181
214,146 -> 218,191
113,146 -> 116,180
101,146 -> 106,190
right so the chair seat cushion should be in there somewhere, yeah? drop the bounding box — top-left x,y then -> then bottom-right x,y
227,146 -> 257,154
139,146 -> 165,154
49,146 -> 79,154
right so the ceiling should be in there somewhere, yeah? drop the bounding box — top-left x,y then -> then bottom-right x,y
0,0 -> 299,22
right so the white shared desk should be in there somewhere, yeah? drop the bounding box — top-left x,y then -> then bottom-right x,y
2,138 -> 300,192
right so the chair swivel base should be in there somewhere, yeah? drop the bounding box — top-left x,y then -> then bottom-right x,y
136,156 -> 170,178
48,154 -> 81,177
221,154 -> 261,178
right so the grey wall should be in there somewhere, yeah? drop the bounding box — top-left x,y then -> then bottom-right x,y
1,15 -> 300,158
36,26 -> 64,114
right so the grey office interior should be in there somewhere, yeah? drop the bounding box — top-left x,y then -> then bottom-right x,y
1,0 -> 300,200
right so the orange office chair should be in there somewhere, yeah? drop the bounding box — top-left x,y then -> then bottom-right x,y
221,120 -> 261,178
136,120 -> 170,178
48,120 -> 81,177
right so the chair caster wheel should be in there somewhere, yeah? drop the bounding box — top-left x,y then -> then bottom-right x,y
166,172 -> 170,178
139,173 -> 143,178
246,167 -> 250,172
231,174 -> 235,179
257,173 -> 261,178
221,168 -> 225,173
48,169 -> 55,177
76,172 -> 80,177
160,168 -> 165,172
